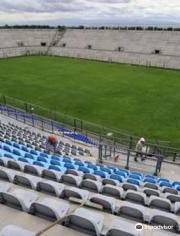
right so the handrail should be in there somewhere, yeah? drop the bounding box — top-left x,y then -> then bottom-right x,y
0,94 -> 180,161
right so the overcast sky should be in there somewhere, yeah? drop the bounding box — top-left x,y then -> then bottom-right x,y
0,0 -> 180,26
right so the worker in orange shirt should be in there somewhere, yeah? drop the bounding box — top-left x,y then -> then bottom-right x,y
48,134 -> 58,152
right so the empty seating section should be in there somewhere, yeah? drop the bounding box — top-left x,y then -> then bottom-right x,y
0,29 -> 180,69
0,29 -> 55,48
55,29 -> 180,56
0,141 -> 180,197
0,105 -> 95,145
0,178 -> 179,235
0,121 -> 91,156
0,120 -> 180,235
0,29 -> 54,58
0,136 -> 180,202
50,29 -> 180,69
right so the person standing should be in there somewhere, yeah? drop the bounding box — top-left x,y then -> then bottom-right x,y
134,137 -> 145,162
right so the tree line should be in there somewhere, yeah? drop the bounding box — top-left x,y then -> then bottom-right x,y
0,25 -> 180,31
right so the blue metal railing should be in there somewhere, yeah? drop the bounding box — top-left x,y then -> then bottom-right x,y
0,104 -> 95,146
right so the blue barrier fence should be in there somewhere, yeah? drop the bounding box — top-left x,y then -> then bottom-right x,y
0,95 -> 180,163
0,104 -> 95,145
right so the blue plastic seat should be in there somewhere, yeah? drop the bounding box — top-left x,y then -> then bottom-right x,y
100,167 -> 111,174
30,150 -> 38,155
159,181 -> 172,188
114,170 -> 127,178
78,166 -> 90,173
64,163 -> 75,169
87,164 -> 98,171
118,168 -> 129,175
24,153 -> 34,160
13,143 -> 20,149
43,150 -> 49,154
21,146 -> 29,152
143,177 -> 156,184
145,175 -> 156,179
33,161 -> 44,167
51,155 -> 60,161
63,158 -> 72,163
175,185 -> 180,191
108,166 -> 117,171
172,181 -> 180,187
13,149 -> 21,156
110,174 -> 123,182
49,165 -> 61,172
129,174 -> 141,181
50,159 -> 61,166
27,144 -> 33,148
74,161 -> 84,166
5,140 -> 12,146
3,145 -> 11,153
127,178 -> 140,186
4,153 -> 13,159
94,170 -> 106,178
131,171 -> 143,177
96,164 -> 104,168
158,178 -> 169,183
40,152 -> 48,158
18,157 -> 29,163
37,156 -> 47,163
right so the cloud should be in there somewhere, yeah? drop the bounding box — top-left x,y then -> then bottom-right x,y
0,0 -> 89,13
0,0 -> 179,25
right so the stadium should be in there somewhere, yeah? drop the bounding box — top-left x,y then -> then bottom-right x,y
0,1 -> 180,236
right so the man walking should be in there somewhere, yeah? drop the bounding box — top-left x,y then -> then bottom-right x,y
134,137 -> 145,162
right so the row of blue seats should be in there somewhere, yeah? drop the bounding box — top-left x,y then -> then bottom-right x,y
0,154 -> 165,190
1,150 -> 180,191
1,153 -> 180,194
0,139 -> 180,190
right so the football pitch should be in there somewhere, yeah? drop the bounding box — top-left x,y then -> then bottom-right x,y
0,55 -> 180,146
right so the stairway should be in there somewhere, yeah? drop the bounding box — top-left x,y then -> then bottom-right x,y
46,29 -> 66,55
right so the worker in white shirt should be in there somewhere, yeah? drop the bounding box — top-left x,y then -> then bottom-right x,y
134,137 -> 145,162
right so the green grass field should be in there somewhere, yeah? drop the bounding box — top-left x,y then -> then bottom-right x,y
0,56 -> 180,146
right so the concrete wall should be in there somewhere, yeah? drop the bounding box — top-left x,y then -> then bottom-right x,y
49,46 -> 180,69
0,29 -> 180,69
0,46 -> 47,58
